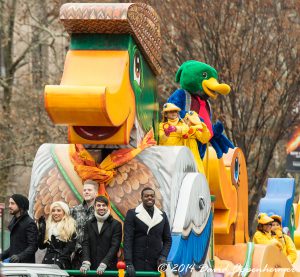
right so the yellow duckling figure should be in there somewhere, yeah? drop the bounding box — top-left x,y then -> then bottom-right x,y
183,111 -> 211,174
159,103 -> 188,146
270,214 -> 297,264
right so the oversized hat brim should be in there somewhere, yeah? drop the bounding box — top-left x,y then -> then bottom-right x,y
258,213 -> 274,225
270,215 -> 282,224
162,103 -> 181,113
163,107 -> 181,112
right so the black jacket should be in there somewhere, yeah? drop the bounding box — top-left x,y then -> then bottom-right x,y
82,215 -> 122,270
124,205 -> 172,271
38,227 -> 76,269
1,212 -> 38,263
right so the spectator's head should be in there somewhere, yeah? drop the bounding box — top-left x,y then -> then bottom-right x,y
270,214 -> 282,231
83,180 -> 99,204
94,195 -> 109,216
257,213 -> 273,233
141,187 -> 155,208
50,201 -> 70,222
9,194 -> 29,217
46,201 -> 76,242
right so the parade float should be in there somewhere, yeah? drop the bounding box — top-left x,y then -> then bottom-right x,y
28,3 -> 299,276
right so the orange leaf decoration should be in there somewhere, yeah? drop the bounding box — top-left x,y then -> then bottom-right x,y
70,129 -> 157,197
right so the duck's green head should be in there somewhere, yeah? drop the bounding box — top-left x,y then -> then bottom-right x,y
175,60 -> 231,99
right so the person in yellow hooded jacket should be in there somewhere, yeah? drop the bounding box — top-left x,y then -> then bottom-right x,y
270,214 -> 297,264
159,103 -> 188,146
253,213 -> 282,251
182,111 -> 211,174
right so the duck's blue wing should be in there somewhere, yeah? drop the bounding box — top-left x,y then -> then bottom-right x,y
168,212 -> 213,276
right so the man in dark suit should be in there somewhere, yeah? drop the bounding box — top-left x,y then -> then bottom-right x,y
0,194 -> 38,263
80,195 -> 122,275
124,187 -> 172,276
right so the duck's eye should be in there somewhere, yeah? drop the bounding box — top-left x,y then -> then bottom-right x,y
199,197 -> 205,210
189,111 -> 193,115
202,72 -> 208,78
163,103 -> 167,108
134,52 -> 141,86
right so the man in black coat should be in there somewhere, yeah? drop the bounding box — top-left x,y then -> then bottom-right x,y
80,196 -> 122,275
124,187 -> 172,276
0,194 -> 38,263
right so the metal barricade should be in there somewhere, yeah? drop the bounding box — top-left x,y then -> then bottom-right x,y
65,270 -> 163,277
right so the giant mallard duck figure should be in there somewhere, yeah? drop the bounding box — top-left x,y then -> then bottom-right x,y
29,3 -> 216,275
168,60 -> 234,158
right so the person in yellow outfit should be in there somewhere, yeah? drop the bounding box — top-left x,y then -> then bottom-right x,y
253,213 -> 283,251
270,214 -> 297,264
182,111 -> 211,174
159,103 -> 188,146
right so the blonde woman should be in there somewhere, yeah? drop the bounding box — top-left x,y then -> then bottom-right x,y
37,201 -> 76,269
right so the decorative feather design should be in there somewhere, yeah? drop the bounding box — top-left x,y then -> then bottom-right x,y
29,144 -> 55,216
107,157 -> 162,216
29,144 -> 81,220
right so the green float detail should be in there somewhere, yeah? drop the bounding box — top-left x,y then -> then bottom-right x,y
66,270 -> 161,276
111,201 -> 125,221
209,209 -> 215,269
240,242 -> 255,277
70,34 -> 131,50
50,145 -> 83,202
289,206 -> 295,241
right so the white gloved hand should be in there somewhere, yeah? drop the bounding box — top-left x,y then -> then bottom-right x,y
282,227 -> 289,235
80,261 -> 91,275
97,263 -> 107,275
